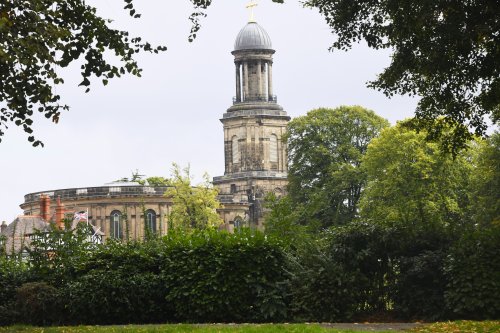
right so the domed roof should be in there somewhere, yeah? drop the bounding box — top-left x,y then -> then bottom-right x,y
234,22 -> 273,51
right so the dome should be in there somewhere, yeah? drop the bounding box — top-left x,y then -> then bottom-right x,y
234,22 -> 273,51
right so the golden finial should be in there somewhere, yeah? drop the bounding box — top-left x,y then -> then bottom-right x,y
246,0 -> 258,22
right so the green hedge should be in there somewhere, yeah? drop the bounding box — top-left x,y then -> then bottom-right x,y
1,225 -> 498,325
0,259 -> 30,325
3,230 -> 288,325
444,226 -> 500,319
160,230 -> 288,322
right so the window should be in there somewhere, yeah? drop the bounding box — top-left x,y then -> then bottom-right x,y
230,184 -> 236,194
270,134 -> 278,162
76,188 -> 87,195
145,209 -> 157,234
110,210 -> 122,239
234,216 -> 243,229
232,135 -> 240,164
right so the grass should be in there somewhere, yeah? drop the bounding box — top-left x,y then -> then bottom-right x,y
0,321 -> 498,333
0,324 -> 383,333
409,320 -> 500,333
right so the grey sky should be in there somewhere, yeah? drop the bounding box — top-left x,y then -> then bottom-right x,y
0,1 -> 418,223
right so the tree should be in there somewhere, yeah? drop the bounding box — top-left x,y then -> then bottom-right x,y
359,122 -> 473,229
145,177 -> 169,187
285,106 -> 389,229
302,0 -> 500,154
0,0 -> 166,146
468,132 -> 500,227
164,163 -> 223,231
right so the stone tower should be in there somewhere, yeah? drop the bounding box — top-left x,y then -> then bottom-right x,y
214,20 -> 290,229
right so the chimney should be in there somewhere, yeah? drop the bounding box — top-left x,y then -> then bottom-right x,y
40,195 -> 51,221
54,197 -> 65,229
0,221 -> 6,234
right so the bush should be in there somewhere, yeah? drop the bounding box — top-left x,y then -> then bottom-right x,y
15,282 -> 61,326
62,241 -> 170,324
444,226 -> 500,319
160,229 -> 288,322
389,226 -> 453,320
0,258 -> 30,325
287,240 -> 364,322
391,249 -> 447,320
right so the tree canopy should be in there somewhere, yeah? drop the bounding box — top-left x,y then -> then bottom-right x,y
359,122 -> 474,229
303,0 -> 500,153
164,163 -> 223,231
284,106 -> 389,229
0,0 -> 166,146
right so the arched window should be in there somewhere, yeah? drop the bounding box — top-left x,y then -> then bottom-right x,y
234,216 -> 243,229
270,134 -> 278,162
145,209 -> 157,234
232,135 -> 240,164
110,210 -> 122,239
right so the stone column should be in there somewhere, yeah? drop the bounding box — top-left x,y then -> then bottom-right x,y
256,60 -> 262,99
243,62 -> 249,101
267,62 -> 273,100
235,63 -> 241,102
262,63 -> 267,100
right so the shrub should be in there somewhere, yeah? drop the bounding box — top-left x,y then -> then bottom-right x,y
287,240 -> 365,322
0,258 -> 30,325
444,226 -> 500,319
391,249 -> 447,320
389,225 -> 453,320
62,241 -> 170,324
160,229 -> 288,322
15,282 -> 61,326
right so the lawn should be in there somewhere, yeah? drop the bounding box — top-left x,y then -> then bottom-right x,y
0,321 -> 498,333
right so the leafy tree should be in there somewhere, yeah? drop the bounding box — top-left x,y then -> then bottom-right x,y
146,176 -> 169,187
264,193 -> 312,251
164,163 -> 223,231
301,0 -> 500,154
285,106 -> 389,229
468,132 -> 500,227
360,122 -> 473,229
28,220 -> 98,285
0,0 -> 166,146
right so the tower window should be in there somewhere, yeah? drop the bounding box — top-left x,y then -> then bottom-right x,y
270,134 -> 278,162
232,135 -> 240,164
145,209 -> 157,234
110,210 -> 123,239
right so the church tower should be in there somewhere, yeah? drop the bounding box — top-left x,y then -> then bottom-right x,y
214,18 -> 290,229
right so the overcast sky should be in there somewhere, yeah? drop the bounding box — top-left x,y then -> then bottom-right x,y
0,1 -> 419,223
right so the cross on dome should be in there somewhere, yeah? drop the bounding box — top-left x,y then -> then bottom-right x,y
246,0 -> 258,22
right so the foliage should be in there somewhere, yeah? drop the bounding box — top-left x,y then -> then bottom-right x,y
0,0 -> 167,146
15,282 -> 61,326
145,176 -> 169,187
28,220 -> 98,285
164,163 -> 223,231
468,132 -> 500,226
285,106 -> 389,229
287,234 -> 364,322
360,122 -> 473,230
302,0 -> 500,154
62,240 -> 169,324
389,225 -> 453,320
0,257 -> 30,325
444,226 -> 500,319
160,229 -> 288,323
263,193 -> 311,251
